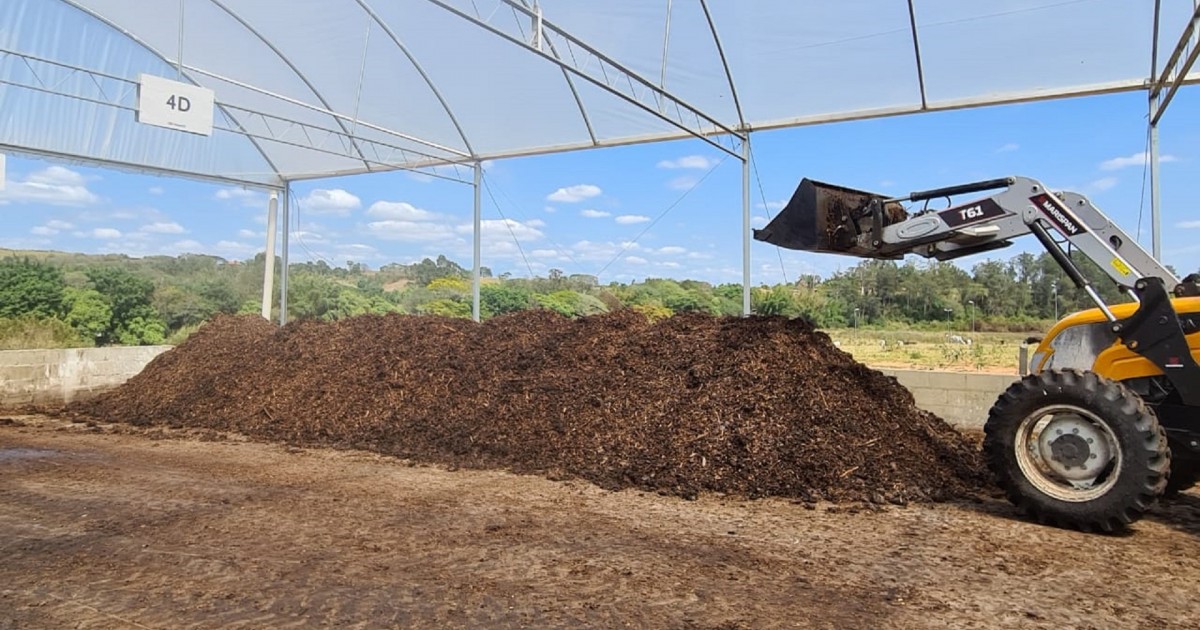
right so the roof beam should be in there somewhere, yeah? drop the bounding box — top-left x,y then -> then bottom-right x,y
424,0 -> 744,158
1149,0 -> 1200,125
0,49 -> 470,183
905,0 -> 929,110
354,0 -> 478,158
205,0 -> 373,173
512,0 -> 597,146
182,64 -> 469,161
698,0 -> 744,129
55,0 -> 282,182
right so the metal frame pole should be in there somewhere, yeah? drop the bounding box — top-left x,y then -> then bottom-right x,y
472,162 -> 482,322
1149,110 -> 1162,258
741,135 -> 751,316
260,191 -> 278,319
279,183 -> 291,325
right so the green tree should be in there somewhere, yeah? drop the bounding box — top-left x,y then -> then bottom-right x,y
63,287 -> 112,343
480,283 -> 532,317
752,285 -> 798,316
0,257 -> 66,319
420,298 -> 471,318
534,290 -> 582,317
85,266 -> 167,345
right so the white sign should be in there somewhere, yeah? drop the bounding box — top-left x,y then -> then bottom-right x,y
137,74 -> 214,136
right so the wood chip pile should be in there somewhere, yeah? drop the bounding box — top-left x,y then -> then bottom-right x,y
72,311 -> 987,503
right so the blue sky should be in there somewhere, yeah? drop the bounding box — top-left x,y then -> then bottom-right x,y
2,88 -> 1197,285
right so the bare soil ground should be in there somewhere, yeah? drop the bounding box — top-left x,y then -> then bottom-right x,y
4,415 -> 1200,630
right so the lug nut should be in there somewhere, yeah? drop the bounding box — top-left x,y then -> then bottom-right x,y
1087,438 -> 1093,444
1072,428 -> 1079,434
1090,454 -> 1097,459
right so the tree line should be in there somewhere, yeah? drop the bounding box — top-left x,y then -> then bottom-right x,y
0,248 -> 1188,349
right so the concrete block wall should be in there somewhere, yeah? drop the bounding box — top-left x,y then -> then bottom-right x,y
0,346 -> 172,407
880,368 -> 1019,431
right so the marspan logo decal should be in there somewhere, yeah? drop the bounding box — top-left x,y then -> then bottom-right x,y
1030,193 -> 1084,236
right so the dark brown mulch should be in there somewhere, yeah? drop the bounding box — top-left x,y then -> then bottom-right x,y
68,311 -> 987,503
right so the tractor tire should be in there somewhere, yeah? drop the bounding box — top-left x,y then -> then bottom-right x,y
1164,454 -> 1200,496
983,369 -> 1169,533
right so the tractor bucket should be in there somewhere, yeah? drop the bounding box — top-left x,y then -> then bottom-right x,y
752,178 -> 907,256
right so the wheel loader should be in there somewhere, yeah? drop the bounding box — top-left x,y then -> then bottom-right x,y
754,176 -> 1200,532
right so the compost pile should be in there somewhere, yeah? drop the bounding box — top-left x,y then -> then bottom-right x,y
72,311 -> 987,503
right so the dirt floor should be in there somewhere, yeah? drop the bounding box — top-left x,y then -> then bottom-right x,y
4,416 -> 1200,629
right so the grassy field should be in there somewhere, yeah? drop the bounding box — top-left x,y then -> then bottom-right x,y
825,328 -> 1032,373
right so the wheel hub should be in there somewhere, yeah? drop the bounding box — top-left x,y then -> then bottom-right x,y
1016,405 -> 1121,501
1049,433 -> 1091,467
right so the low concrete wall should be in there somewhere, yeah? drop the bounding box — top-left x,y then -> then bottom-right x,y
0,346 -> 172,407
880,368 -> 1019,431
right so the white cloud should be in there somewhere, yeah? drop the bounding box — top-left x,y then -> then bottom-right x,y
657,155 -> 717,170
667,176 -> 699,191
170,239 -> 204,252
0,166 -> 99,206
580,209 -> 611,218
543,206 -> 557,214
1100,151 -> 1177,171
657,246 -> 687,255
757,200 -> 786,211
92,228 -> 122,240
458,219 -> 544,242
996,143 -> 1019,153
752,216 -> 769,228
337,243 -> 380,259
140,221 -> 186,234
215,187 -> 265,207
547,184 -> 601,203
237,229 -> 261,239
292,230 -> 328,244
1177,220 -> 1200,229
625,256 -> 648,265
1089,177 -> 1118,192
30,219 -> 75,236
366,201 -> 441,221
366,220 -> 456,242
615,214 -> 651,225
214,240 -> 257,257
148,186 -> 164,195
298,188 -> 361,216
526,218 -> 546,228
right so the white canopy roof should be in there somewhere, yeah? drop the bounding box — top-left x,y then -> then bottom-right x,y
1,0 -> 1197,187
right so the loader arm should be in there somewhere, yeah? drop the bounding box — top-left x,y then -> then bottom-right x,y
754,173 -> 1200,404
754,175 -> 1181,295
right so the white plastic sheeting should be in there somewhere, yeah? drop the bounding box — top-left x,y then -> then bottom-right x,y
0,0 -> 1189,186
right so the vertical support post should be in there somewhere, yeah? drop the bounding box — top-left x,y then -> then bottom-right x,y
472,162 -> 482,322
279,183 -> 291,325
1149,100 -> 1163,259
741,135 -> 751,316
260,191 -> 278,319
